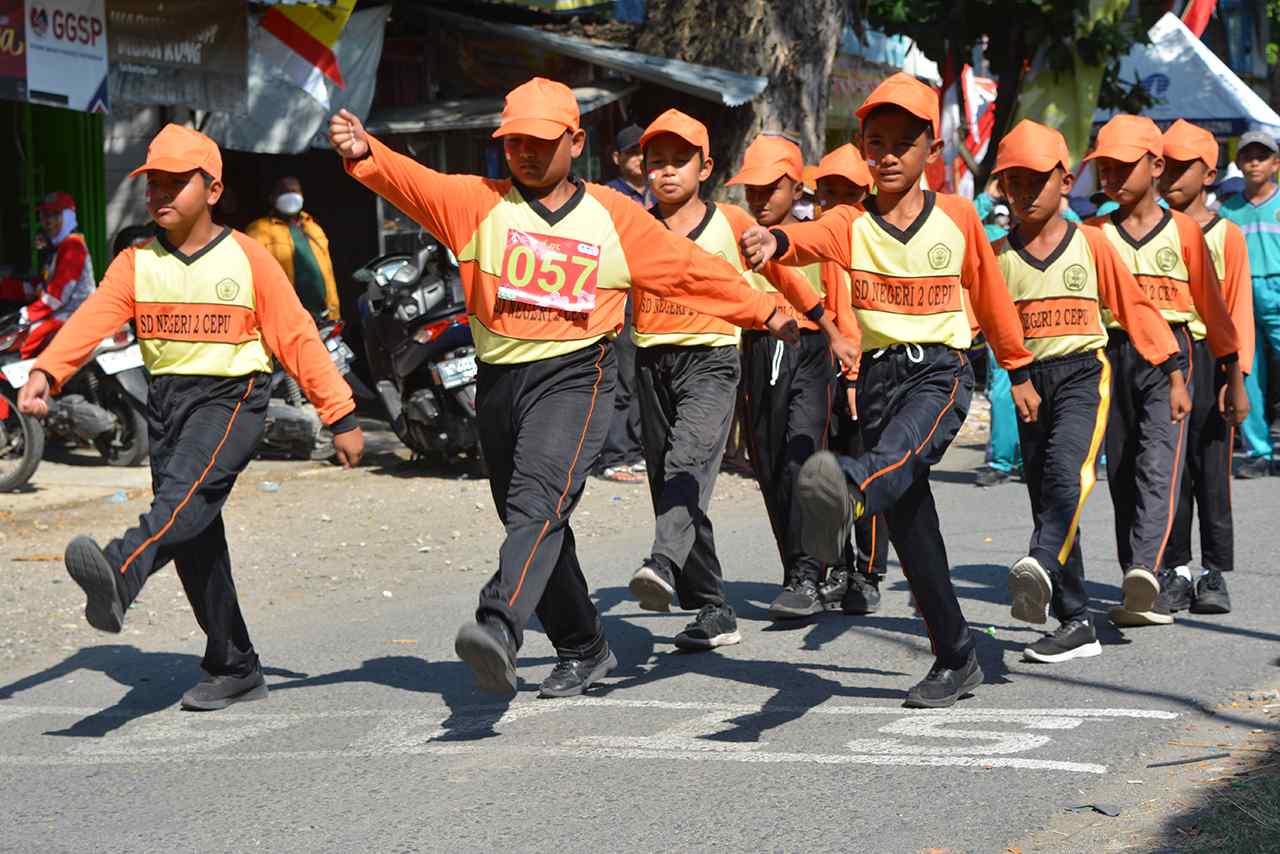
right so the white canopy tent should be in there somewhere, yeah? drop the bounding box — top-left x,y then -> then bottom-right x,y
1095,12 -> 1280,138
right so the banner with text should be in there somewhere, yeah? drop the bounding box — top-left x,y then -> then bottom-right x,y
107,0 -> 248,113
25,0 -> 108,111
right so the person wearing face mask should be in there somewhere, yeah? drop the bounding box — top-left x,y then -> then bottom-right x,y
247,176 -> 341,321
0,192 -> 95,358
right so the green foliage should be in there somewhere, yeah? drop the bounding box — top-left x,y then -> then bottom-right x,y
864,0 -> 1159,112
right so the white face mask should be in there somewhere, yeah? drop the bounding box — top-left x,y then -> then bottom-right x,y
792,199 -> 816,221
275,192 -> 304,216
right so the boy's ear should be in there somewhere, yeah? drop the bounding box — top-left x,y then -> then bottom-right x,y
1060,170 -> 1075,195
925,135 -> 945,165
789,177 -> 804,202
699,154 -> 714,182
1203,166 -> 1218,188
206,178 -> 225,206
569,128 -> 587,158
1149,154 -> 1165,180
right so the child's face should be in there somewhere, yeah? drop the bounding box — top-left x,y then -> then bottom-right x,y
1237,143 -> 1279,187
999,166 -> 1067,225
745,176 -> 801,226
145,169 -> 221,230
860,108 -> 940,195
816,175 -> 866,210
504,130 -> 584,189
644,134 -> 710,207
1158,158 -> 1213,211
614,146 -> 645,184
1096,155 -> 1161,207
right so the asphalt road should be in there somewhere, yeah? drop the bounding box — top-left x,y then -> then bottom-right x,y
1,438 -> 1277,853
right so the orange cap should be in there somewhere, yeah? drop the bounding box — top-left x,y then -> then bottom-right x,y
726,134 -> 804,186
801,164 -> 820,193
639,108 -> 710,158
1083,114 -> 1163,164
855,72 -> 940,139
814,144 -> 872,189
1162,118 -> 1218,168
492,77 -> 580,141
129,123 -> 222,181
993,120 -> 1072,175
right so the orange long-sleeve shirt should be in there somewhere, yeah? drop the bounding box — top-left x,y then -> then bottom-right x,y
1202,215 -> 1255,373
1087,208 -> 1240,363
32,229 -> 355,427
632,202 -> 821,349
771,191 -> 1033,375
345,134 -> 781,365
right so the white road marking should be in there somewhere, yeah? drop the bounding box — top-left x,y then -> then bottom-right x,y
0,698 -> 1177,773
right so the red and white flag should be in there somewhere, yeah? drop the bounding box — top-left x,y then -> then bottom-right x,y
256,0 -> 356,107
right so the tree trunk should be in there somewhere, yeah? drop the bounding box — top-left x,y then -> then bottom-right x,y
635,0 -> 847,197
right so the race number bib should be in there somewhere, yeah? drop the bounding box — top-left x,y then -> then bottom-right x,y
497,230 -> 600,313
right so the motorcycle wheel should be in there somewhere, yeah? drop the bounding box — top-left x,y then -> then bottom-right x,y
0,394 -> 45,492
95,392 -> 149,467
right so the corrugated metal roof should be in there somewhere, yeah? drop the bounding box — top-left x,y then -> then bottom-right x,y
422,7 -> 768,107
365,80 -> 637,134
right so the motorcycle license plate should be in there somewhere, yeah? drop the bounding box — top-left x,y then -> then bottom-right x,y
0,358 -> 34,388
96,345 -> 145,375
437,354 -> 477,389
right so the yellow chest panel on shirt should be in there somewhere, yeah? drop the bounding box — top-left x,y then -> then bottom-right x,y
996,226 -> 1107,360
459,187 -> 632,364
132,234 -> 272,377
632,206 -> 740,349
847,200 -> 970,351
1097,214 -> 1194,326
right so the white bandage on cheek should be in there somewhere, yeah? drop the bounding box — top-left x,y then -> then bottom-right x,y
866,159 -> 879,169
648,170 -> 661,183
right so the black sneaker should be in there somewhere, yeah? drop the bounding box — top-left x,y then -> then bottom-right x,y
796,451 -> 863,567
818,568 -> 849,611
181,667 -> 269,711
454,616 -> 518,695
904,651 -> 983,709
1023,619 -> 1102,663
538,645 -> 617,698
1158,568 -> 1193,613
768,578 -> 823,620
65,536 -> 125,634
674,604 -> 742,650
1235,455 -> 1271,479
1008,556 -> 1052,625
841,573 -> 882,615
629,560 -> 675,612
1191,569 -> 1231,614
974,466 -> 1012,487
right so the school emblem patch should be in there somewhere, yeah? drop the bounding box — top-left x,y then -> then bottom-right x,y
927,243 -> 952,270
1063,264 -> 1088,292
1155,247 -> 1179,273
215,278 -> 240,302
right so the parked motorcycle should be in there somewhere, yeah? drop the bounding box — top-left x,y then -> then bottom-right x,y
0,311 -> 149,491
355,236 -> 480,464
258,317 -> 364,460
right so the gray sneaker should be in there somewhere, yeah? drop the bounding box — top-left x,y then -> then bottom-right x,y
65,536 -> 125,634
181,668 -> 268,711
1008,556 -> 1052,625
796,451 -> 862,567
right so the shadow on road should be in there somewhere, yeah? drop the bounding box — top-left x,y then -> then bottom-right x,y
0,644 -> 305,737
